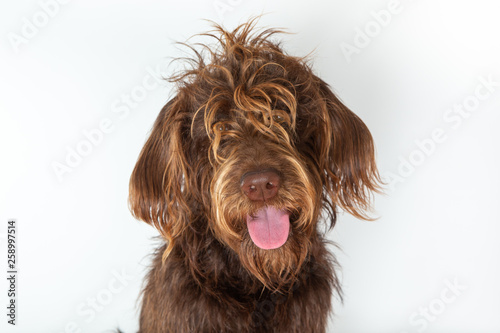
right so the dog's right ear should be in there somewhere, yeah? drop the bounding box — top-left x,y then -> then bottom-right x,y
315,79 -> 382,223
129,97 -> 192,257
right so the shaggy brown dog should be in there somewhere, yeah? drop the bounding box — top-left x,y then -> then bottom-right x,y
129,19 -> 381,333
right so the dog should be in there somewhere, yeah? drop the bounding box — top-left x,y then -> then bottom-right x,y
128,19 -> 381,333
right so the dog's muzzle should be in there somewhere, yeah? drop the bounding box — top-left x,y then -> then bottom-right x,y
241,169 -> 290,250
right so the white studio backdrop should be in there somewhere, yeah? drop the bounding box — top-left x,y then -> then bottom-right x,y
1,0 -> 499,332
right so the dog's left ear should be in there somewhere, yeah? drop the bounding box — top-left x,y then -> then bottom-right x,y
316,79 -> 381,221
129,97 -> 192,256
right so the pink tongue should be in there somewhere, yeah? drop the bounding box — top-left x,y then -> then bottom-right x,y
246,207 -> 290,250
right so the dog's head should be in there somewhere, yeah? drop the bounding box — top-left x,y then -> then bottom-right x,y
129,21 -> 380,289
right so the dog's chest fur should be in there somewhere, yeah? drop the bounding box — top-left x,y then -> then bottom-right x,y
139,231 -> 335,333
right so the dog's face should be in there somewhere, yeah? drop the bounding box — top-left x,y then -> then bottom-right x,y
129,25 -> 380,289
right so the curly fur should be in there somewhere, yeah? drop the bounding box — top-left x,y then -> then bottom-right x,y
128,18 -> 381,333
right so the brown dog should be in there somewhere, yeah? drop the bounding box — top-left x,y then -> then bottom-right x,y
129,19 -> 381,333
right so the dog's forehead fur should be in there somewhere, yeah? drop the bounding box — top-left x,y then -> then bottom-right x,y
168,24 -> 328,144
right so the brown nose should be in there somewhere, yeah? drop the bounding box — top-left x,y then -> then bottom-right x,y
241,169 -> 281,201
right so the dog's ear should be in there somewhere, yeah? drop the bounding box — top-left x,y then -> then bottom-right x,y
316,79 -> 381,221
129,97 -> 192,256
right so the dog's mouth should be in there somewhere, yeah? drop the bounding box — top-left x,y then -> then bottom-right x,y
246,207 -> 290,250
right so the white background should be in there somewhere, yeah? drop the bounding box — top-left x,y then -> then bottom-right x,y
1,0 -> 500,332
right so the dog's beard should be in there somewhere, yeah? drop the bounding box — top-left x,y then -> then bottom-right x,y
210,148 -> 321,290
238,218 -> 311,291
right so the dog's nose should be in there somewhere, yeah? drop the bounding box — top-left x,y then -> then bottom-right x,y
241,169 -> 281,201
